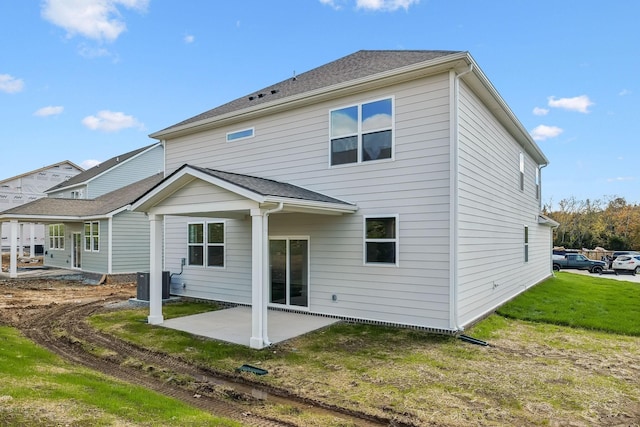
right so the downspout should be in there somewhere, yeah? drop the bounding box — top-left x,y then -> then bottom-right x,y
261,202 -> 284,346
450,63 -> 473,332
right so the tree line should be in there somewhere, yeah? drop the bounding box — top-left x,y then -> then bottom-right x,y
543,196 -> 640,251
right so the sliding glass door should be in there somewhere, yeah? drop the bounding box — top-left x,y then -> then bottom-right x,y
269,238 -> 308,308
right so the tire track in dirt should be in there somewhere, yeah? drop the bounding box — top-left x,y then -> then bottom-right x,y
2,282 -> 402,426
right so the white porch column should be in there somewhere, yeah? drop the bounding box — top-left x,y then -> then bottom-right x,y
29,224 -> 35,256
249,209 -> 265,349
148,214 -> 164,325
9,220 -> 18,278
18,223 -> 24,257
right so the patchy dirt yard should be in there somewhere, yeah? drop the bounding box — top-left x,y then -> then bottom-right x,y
0,277 -> 393,426
1,268 -> 639,426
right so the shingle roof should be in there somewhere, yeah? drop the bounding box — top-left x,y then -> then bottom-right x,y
46,143 -> 160,192
188,165 -> 354,206
157,50 -> 460,133
1,173 -> 163,218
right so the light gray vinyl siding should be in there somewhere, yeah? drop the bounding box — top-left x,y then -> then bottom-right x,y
111,211 -> 151,273
43,222 -> 81,269
79,219 -> 109,274
87,145 -> 163,198
163,73 -> 455,329
456,81 -> 552,326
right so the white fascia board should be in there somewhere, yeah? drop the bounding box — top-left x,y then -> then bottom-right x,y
0,214 -> 84,222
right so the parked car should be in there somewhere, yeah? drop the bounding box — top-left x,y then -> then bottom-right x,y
612,255 -> 640,275
552,253 -> 606,274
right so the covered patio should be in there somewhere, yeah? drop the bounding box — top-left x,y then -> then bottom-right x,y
132,165 -> 357,349
162,305 -> 340,347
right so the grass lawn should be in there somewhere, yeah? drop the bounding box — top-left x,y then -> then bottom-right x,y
497,271 -> 640,335
86,272 -> 640,426
2,272 -> 638,426
0,325 -> 240,426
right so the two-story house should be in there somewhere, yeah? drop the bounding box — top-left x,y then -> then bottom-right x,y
0,161 -> 83,253
133,50 -> 556,349
0,143 -> 164,278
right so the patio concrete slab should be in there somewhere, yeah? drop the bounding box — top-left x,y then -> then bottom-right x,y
161,306 -> 339,347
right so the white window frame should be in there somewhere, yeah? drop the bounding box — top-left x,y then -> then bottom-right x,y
329,96 -> 395,167
524,225 -> 529,263
71,190 -> 82,199
84,221 -> 100,252
226,127 -> 254,142
519,152 -> 525,191
363,214 -> 399,267
187,221 -> 226,268
535,167 -> 540,200
48,224 -> 65,250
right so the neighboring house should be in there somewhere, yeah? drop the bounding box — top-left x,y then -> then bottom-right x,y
0,161 -> 83,253
129,50 -> 558,349
0,143 -> 164,278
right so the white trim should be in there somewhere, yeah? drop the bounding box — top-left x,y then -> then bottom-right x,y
186,220 -> 226,269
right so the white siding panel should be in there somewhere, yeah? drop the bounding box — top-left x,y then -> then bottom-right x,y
162,73 -> 455,329
456,82 -> 552,326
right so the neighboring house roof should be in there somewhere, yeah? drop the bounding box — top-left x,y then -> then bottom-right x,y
0,160 -> 84,185
153,50 -> 460,135
0,173 -> 163,221
133,165 -> 357,215
46,143 -> 161,193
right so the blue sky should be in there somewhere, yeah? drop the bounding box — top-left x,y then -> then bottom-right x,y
1,1 -> 638,207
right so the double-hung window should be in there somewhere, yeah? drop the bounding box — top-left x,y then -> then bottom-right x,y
84,221 -> 100,252
535,167 -> 540,200
330,98 -> 393,166
364,216 -> 398,265
48,224 -> 65,250
188,221 -> 225,267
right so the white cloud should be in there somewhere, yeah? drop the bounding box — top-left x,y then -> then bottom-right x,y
184,34 -> 195,44
533,107 -> 549,116
356,0 -> 419,11
320,0 -> 419,11
82,110 -> 144,132
530,124 -> 563,141
607,176 -> 635,183
547,95 -> 594,113
41,0 -> 149,43
0,74 -> 25,93
81,159 -> 102,169
34,106 -> 64,117
619,89 -> 631,96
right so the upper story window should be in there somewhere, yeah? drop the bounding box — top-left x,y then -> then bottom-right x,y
49,224 -> 65,250
226,128 -> 254,142
71,190 -> 82,199
535,167 -> 540,200
188,221 -> 225,267
84,221 -> 100,252
519,152 -> 525,191
330,98 -> 393,166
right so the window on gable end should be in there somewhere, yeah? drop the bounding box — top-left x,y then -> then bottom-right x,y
330,98 -> 393,166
